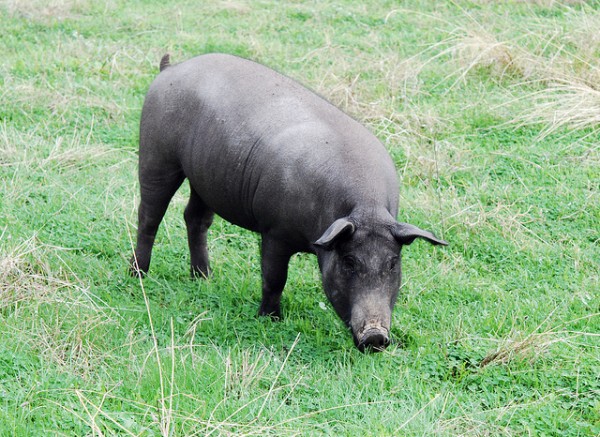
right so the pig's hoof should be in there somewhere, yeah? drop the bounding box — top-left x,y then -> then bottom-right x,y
129,260 -> 147,278
258,306 -> 282,321
190,265 -> 211,279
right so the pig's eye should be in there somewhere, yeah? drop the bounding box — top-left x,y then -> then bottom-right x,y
388,256 -> 399,271
342,255 -> 357,274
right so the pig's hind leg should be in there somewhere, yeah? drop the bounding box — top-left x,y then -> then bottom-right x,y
130,166 -> 185,276
184,184 -> 214,278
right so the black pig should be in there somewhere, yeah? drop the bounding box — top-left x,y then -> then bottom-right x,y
131,53 -> 447,351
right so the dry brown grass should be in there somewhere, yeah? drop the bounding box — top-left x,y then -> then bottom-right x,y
1,235 -> 56,309
470,0 -> 588,5
448,30 -> 523,84
435,413 -> 516,437
289,41 -> 428,134
443,6 -> 600,138
508,80 -> 600,139
0,121 -> 116,170
479,331 -> 561,367
478,309 -> 600,368
1,234 -> 117,377
2,0 -> 91,21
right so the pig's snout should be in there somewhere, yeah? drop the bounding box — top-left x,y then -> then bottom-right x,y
358,329 -> 390,352
354,320 -> 390,353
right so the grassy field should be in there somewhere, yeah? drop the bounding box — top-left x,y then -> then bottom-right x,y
1,0 -> 599,435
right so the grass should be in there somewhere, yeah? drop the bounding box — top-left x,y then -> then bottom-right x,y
1,0 -> 598,435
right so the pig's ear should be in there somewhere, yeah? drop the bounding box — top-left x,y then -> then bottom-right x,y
392,222 -> 448,246
314,218 -> 355,250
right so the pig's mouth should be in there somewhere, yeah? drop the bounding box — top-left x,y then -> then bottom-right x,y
353,322 -> 390,353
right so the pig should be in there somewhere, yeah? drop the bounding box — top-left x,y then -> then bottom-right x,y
130,53 -> 448,352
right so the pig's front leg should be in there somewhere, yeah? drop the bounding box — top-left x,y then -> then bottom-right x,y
258,236 -> 294,319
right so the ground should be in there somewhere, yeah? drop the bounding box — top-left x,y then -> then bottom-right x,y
0,0 -> 598,435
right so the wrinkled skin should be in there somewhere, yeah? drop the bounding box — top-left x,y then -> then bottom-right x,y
131,53 -> 448,352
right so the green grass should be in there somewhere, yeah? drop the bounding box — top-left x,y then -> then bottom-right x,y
1,0 -> 599,435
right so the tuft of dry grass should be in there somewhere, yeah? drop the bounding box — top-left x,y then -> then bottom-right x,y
478,310 -> 600,368
435,413 -> 516,436
0,119 -> 115,170
439,6 -> 600,138
448,29 -> 523,84
2,0 -> 90,21
470,0 -> 588,6
1,235 -> 55,309
291,42 -> 428,134
218,1 -> 252,15
0,233 -> 118,377
507,80 -> 600,140
479,331 -> 560,367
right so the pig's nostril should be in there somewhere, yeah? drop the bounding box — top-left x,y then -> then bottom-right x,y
358,329 -> 390,352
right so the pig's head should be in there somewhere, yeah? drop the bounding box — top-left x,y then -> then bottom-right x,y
314,216 -> 447,352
